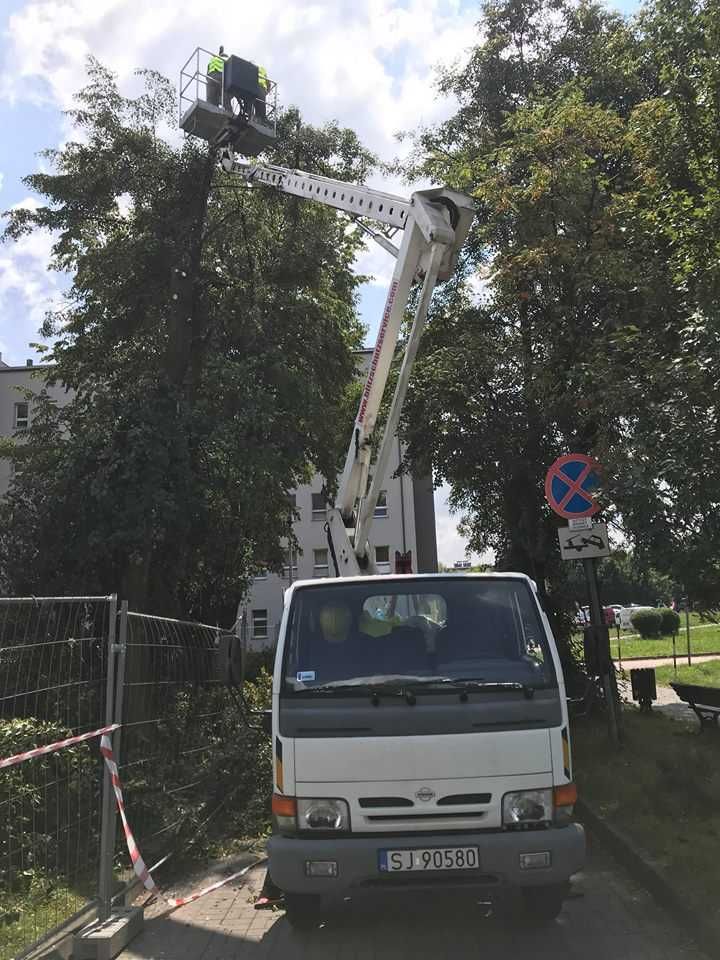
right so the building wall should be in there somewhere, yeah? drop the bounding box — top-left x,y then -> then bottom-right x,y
0,362 -> 69,495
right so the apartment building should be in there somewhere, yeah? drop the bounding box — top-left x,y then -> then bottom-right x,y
0,357 -> 69,495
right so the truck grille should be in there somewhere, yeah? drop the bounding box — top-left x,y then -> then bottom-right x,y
359,797 -> 414,809
437,793 -> 491,806
358,793 -> 492,810
365,812 -> 488,823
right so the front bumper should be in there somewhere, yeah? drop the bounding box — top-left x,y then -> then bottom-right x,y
268,823 -> 585,898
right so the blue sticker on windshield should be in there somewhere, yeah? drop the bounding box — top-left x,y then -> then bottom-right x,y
297,671 -> 316,683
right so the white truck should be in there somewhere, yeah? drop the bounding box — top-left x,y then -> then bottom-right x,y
202,82 -> 585,930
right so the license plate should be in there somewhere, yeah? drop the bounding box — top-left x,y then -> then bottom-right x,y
378,846 -> 479,872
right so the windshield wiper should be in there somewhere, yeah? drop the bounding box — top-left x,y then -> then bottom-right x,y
296,676 -> 450,705
437,678 -> 536,700
293,676 -> 535,703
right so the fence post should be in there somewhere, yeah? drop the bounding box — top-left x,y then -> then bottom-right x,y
98,595 -> 118,922
77,599 -> 143,955
98,599 -> 129,920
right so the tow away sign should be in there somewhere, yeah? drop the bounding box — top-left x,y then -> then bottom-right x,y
558,522 -> 610,560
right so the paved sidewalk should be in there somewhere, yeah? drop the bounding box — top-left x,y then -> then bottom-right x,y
119,844 -> 706,960
616,654 -> 720,671
615,655 -> 720,722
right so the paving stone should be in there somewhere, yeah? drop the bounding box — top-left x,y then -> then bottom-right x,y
118,846 -> 709,960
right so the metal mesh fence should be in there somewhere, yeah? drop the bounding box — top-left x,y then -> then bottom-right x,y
115,613 -> 247,887
0,597 -> 113,960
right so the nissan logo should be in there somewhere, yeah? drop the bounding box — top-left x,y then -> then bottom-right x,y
415,787 -> 436,803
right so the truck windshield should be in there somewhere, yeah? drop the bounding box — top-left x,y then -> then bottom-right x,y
282,578 -> 556,693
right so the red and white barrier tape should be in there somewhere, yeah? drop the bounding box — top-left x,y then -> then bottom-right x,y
99,734 -> 260,909
0,723 -> 121,770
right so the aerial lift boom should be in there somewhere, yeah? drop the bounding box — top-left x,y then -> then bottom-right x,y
219,150 -> 475,577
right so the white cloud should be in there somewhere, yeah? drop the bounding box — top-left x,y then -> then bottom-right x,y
0,0 -> 478,355
0,199 -> 60,364
0,172 -> 4,193
1,0 -> 476,164
1,0 -> 477,357
354,239 -> 396,289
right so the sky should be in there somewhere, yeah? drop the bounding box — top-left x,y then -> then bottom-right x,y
0,0 -> 640,566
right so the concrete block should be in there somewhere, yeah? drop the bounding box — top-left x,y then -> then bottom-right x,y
73,907 -> 144,960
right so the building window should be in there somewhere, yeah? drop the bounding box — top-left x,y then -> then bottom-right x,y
13,402 -> 29,431
374,490 -> 388,518
375,545 -> 391,575
252,609 -> 268,641
282,552 -> 299,579
313,548 -> 329,577
311,492 -> 326,521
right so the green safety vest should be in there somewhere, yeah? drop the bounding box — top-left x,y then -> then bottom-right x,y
258,66 -> 269,91
207,55 -> 225,73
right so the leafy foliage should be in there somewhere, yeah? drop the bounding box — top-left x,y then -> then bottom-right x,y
563,550 -> 676,607
0,718 -> 98,897
118,671 -> 273,874
0,61 -> 371,621
401,0 -> 720,609
629,608 -> 663,639
659,607 -> 681,636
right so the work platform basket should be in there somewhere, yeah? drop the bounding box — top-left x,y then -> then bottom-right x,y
179,47 -> 277,156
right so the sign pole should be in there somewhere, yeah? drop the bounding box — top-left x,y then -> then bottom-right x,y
545,453 -> 620,745
583,557 -> 620,745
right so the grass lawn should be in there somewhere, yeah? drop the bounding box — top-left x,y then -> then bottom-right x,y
655,659 -> 720,687
573,709 -> 720,936
611,626 -> 720,660
0,881 -> 87,960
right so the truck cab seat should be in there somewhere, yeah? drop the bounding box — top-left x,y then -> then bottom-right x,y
377,625 -> 428,675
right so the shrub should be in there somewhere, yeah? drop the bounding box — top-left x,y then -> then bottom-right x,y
630,608 -> 663,638
0,718 -> 97,894
659,608 -> 681,636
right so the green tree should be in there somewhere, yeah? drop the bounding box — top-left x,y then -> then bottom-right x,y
402,0 -> 654,596
597,0 -> 720,608
0,61 -> 370,621
402,0 -> 720,609
561,550 -> 675,607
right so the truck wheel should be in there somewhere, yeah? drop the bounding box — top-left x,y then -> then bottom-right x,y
519,885 -> 565,927
284,893 -> 321,930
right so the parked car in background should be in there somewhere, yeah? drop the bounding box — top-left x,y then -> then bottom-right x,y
573,605 -> 589,627
619,605 -> 653,630
606,604 -> 623,626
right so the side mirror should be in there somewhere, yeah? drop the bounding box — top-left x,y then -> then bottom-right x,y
213,633 -> 244,685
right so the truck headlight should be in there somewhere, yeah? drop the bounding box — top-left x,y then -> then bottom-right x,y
502,789 -> 553,826
297,798 -> 350,832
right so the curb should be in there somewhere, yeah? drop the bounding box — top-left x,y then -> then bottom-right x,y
576,799 -> 720,959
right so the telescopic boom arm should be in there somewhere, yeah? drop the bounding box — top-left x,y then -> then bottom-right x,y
219,149 -> 475,576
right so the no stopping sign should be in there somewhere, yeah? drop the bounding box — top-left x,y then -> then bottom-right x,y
545,454 -> 601,519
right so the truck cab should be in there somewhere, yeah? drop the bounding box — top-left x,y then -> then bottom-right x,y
267,572 -> 585,928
